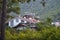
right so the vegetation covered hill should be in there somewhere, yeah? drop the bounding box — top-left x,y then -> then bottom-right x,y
5,23 -> 60,40
20,0 -> 60,20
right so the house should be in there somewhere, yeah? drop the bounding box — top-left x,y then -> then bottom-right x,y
22,15 -> 40,29
7,14 -> 40,30
23,15 -> 40,23
8,17 -> 27,28
51,22 -> 60,26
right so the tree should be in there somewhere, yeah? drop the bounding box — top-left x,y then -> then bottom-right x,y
41,0 -> 46,7
0,0 -> 35,40
0,0 -> 47,40
0,0 -> 34,20
0,0 -> 46,21
0,0 -> 6,40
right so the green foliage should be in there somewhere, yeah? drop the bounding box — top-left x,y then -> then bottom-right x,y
5,26 -> 60,40
0,0 -> 35,19
46,18 -> 52,23
36,22 -> 45,31
36,18 -> 55,30
5,18 -> 60,40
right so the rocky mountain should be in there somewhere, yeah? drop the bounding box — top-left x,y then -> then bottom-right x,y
20,0 -> 60,20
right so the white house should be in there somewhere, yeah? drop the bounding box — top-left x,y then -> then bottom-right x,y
7,14 -> 40,30
51,22 -> 60,26
8,17 -> 27,28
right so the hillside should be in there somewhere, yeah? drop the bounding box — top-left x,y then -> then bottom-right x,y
20,0 -> 60,20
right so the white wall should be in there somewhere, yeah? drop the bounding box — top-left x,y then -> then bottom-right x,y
8,18 -> 27,28
9,18 -> 21,28
14,18 -> 21,27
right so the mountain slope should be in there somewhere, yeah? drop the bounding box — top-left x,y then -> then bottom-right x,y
20,0 -> 60,20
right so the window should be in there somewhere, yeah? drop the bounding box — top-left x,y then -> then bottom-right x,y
10,20 -> 13,26
16,18 -> 19,22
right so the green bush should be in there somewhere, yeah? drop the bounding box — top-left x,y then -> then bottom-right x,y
5,27 -> 60,40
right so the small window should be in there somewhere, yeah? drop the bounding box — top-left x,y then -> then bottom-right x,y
16,18 -> 19,22
10,20 -> 13,26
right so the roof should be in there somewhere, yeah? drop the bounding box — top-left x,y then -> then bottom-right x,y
21,18 -> 40,24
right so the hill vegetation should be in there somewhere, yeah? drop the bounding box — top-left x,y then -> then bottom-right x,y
5,19 -> 60,40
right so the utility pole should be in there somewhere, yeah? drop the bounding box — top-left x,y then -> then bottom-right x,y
0,0 -> 6,40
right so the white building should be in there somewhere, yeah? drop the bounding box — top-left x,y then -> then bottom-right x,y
7,14 -> 40,30
51,22 -> 60,26
8,17 -> 27,28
